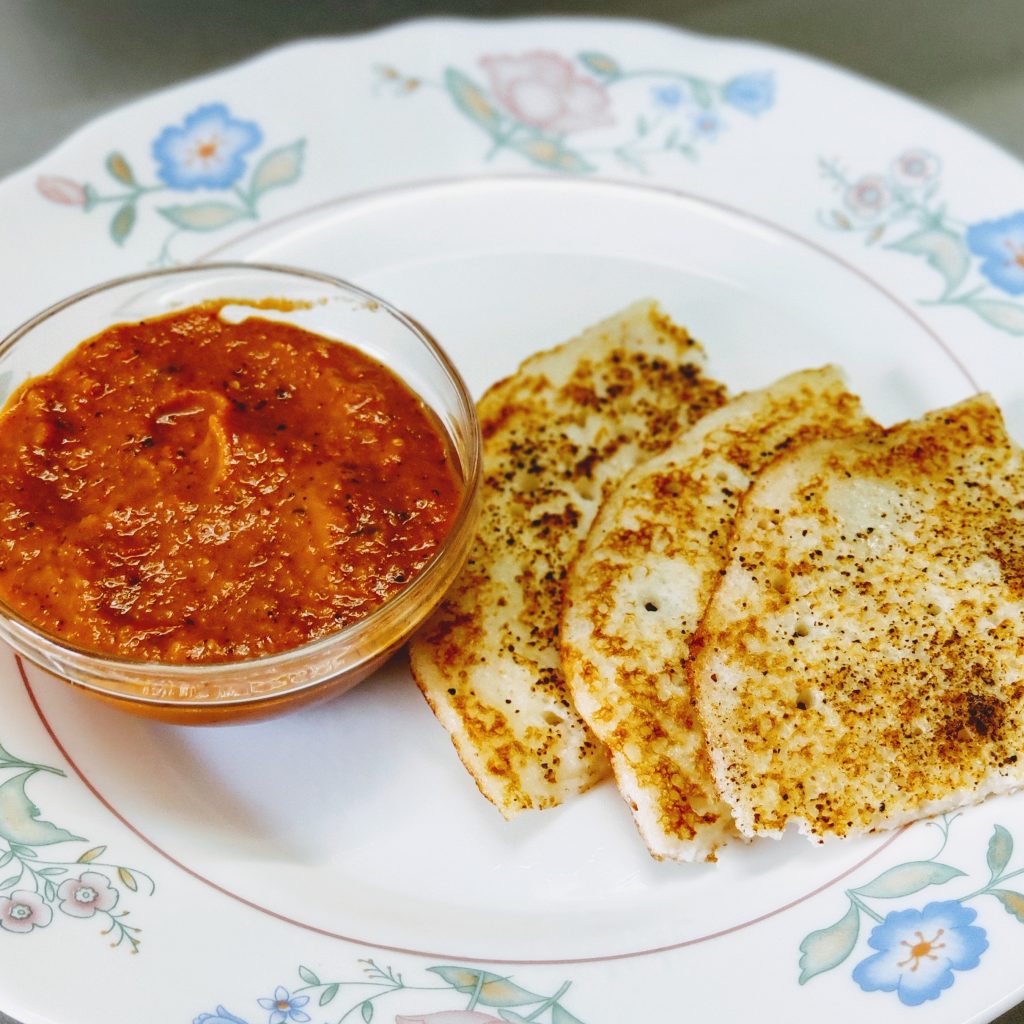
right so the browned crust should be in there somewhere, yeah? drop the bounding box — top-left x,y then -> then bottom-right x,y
410,301 -> 727,816
559,366 -> 873,859
693,395 -> 1024,839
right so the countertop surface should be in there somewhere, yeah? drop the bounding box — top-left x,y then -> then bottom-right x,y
1,2 -> 1023,1022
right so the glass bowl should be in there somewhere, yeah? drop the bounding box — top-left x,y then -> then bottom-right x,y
0,263 -> 481,723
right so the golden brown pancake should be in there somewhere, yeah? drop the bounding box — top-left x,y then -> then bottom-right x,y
693,394 -> 1024,840
409,301 -> 727,816
561,367 -> 872,860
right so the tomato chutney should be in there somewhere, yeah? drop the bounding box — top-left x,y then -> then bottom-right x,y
0,303 -> 463,663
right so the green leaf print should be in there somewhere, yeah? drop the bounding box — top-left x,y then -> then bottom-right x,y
0,770 -> 84,847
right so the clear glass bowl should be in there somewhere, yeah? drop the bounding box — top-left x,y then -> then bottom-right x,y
0,263 -> 481,723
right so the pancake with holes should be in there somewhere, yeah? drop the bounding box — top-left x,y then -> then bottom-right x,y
692,394 -> 1024,840
560,366 -> 873,860
409,301 -> 727,817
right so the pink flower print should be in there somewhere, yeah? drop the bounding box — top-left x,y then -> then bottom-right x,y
691,110 -> 723,140
845,174 -> 891,218
395,1014 -> 504,1024
481,52 -> 613,135
891,148 -> 940,188
36,176 -> 87,206
0,890 -> 53,933
57,871 -> 119,918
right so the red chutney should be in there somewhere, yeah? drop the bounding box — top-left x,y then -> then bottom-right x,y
0,303 -> 462,663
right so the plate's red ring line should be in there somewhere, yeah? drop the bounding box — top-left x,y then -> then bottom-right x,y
19,653 -> 905,966
12,174 -> 944,962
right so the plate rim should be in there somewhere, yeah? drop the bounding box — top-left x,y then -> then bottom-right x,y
2,15 -> 1024,1024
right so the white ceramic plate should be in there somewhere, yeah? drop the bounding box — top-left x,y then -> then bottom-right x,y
3,18 -> 1024,1024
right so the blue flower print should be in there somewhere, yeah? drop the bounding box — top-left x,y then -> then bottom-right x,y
965,211 -> 1024,295
651,83 -> 685,109
852,900 -> 988,1006
193,1008 -> 250,1024
722,72 -> 775,115
152,103 -> 262,190
257,986 -> 311,1024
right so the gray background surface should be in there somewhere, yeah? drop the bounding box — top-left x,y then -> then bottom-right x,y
1,1 -> 1023,1022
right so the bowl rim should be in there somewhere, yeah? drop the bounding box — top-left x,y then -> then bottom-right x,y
0,261 -> 482,705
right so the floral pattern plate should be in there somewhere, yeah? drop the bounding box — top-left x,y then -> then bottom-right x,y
2,17 -> 1024,1024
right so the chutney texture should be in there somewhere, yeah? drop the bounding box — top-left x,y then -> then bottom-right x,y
0,304 -> 461,662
